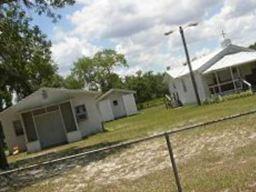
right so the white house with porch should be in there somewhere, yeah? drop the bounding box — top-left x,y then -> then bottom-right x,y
0,88 -> 103,153
165,39 -> 256,105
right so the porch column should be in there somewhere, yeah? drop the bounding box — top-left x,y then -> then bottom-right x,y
215,72 -> 222,93
230,67 -> 237,91
20,112 -> 41,152
237,66 -> 241,78
59,101 -> 82,143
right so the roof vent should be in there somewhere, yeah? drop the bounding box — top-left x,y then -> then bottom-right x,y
41,90 -> 48,100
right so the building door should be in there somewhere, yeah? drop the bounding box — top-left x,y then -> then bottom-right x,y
111,97 -> 126,119
122,94 -> 137,116
99,100 -> 114,122
34,111 -> 67,149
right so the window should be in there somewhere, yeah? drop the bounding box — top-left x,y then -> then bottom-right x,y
13,120 -> 24,136
181,79 -> 187,92
113,100 -> 118,106
75,104 -> 88,121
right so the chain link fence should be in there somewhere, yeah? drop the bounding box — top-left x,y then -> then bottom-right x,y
0,109 -> 256,192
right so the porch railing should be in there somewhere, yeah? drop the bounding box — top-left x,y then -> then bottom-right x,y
164,94 -> 182,108
241,79 -> 252,91
208,78 -> 252,95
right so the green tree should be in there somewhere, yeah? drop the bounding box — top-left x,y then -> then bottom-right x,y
124,71 -> 168,104
0,0 -> 73,169
93,49 -> 127,92
64,75 -> 83,89
0,5 -> 60,110
104,73 -> 124,90
71,57 -> 97,89
0,0 -> 75,21
70,49 -> 127,92
249,42 -> 256,50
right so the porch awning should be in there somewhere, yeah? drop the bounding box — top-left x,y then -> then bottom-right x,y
203,51 -> 256,74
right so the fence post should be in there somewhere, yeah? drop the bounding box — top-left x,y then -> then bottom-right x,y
164,133 -> 183,192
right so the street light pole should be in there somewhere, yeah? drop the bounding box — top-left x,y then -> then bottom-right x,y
179,26 -> 201,105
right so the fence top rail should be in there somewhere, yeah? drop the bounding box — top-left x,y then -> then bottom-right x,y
1,108 -> 256,176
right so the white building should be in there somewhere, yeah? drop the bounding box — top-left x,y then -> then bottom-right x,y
0,88 -> 103,153
97,89 -> 138,122
165,39 -> 256,105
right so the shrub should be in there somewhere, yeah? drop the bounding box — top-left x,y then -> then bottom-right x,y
203,90 -> 253,105
137,98 -> 164,110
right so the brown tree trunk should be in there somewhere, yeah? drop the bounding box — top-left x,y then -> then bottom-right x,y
0,122 -> 8,170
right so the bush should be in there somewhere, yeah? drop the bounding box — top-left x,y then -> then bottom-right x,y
137,98 -> 164,110
203,90 -> 253,105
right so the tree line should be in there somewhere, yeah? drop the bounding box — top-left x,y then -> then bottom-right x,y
0,1 -> 168,111
0,0 -> 77,169
63,51 -> 168,104
1,0 -> 256,111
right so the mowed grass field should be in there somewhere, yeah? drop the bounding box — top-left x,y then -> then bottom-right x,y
19,97 -> 256,192
8,95 -> 256,163
5,95 -> 256,192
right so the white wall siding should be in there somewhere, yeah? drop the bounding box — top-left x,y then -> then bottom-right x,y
1,90 -> 103,153
0,111 -> 26,153
109,93 -> 127,119
180,75 -> 197,104
170,73 -> 207,105
98,99 -> 115,122
66,130 -> 82,143
122,94 -> 138,116
26,140 -> 41,152
71,95 -> 103,137
195,73 -> 208,102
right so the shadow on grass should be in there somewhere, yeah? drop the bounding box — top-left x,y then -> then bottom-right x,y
1,140 -> 132,192
8,139 -> 122,168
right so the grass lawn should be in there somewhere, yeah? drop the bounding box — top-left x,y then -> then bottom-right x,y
19,109 -> 256,192
8,94 -> 256,164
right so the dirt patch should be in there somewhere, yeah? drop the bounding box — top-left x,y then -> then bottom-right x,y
18,124 -> 255,192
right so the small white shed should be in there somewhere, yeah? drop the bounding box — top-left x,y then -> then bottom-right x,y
0,88 -> 103,153
97,89 -> 138,122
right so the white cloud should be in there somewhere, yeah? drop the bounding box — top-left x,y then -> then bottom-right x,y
51,0 -> 256,76
51,32 -> 99,75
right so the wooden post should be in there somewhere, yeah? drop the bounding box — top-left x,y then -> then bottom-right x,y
165,133 -> 183,192
179,26 -> 201,105
230,67 -> 237,91
236,66 -> 241,78
215,72 -> 222,93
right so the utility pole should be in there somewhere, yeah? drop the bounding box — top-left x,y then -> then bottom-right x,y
179,26 -> 201,105
165,23 -> 202,106
0,122 -> 9,170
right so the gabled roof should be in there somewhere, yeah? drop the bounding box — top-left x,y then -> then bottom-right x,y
166,50 -> 221,79
165,43 -> 254,79
97,89 -> 136,101
203,51 -> 256,74
0,87 -> 101,115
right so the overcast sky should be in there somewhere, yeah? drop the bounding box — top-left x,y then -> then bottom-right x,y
32,0 -> 256,76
